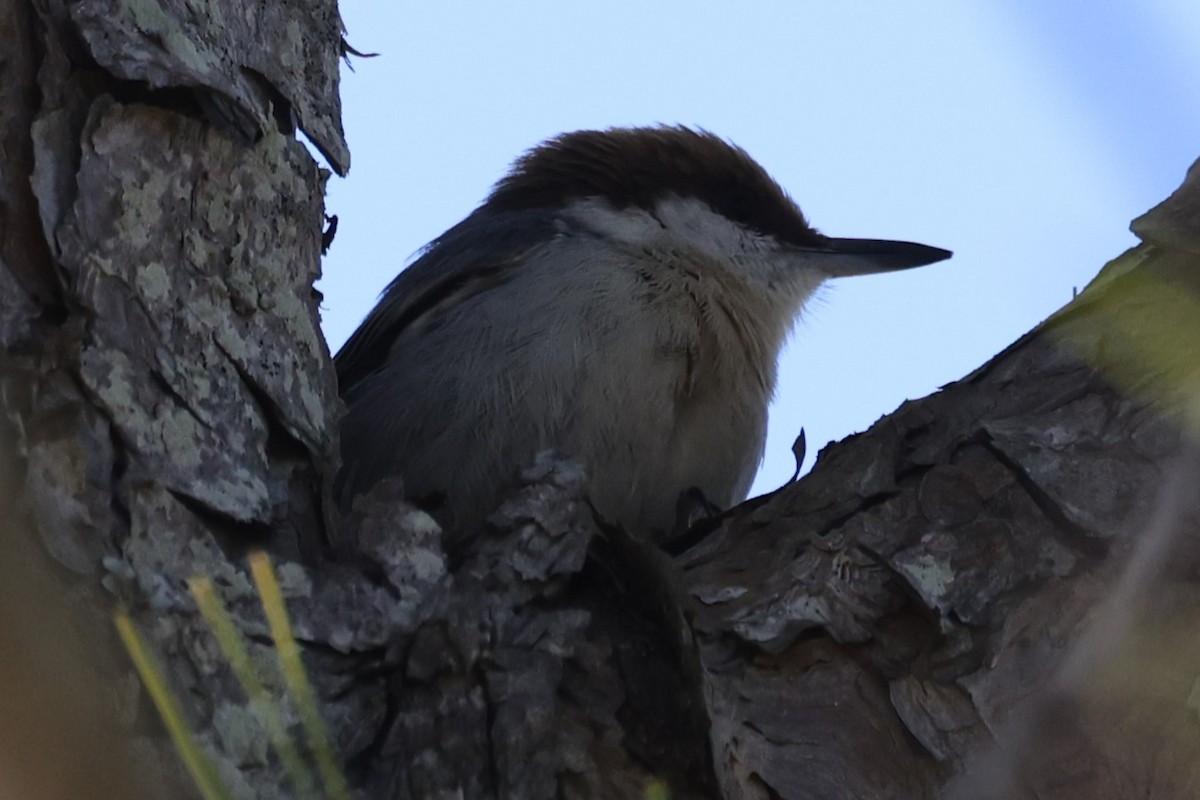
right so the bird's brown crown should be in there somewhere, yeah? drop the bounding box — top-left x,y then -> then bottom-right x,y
486,126 -> 826,248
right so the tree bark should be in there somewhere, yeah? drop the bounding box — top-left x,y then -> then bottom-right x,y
1,0 -> 344,797
4,3 -> 1200,799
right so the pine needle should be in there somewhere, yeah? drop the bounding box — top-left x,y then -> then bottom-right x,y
248,551 -> 354,800
114,611 -> 232,800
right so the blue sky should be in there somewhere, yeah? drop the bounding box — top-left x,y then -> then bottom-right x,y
318,2 -> 1200,496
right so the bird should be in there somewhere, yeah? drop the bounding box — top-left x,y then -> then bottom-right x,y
334,126 -> 950,541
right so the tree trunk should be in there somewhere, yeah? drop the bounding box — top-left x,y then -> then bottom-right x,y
4,3 -> 1200,799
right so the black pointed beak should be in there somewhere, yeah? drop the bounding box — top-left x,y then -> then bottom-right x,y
805,238 -> 952,277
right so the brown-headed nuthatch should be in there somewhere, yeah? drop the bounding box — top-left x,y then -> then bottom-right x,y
335,126 -> 950,540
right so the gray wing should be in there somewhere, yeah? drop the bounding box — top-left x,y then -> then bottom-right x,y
334,208 -> 585,517
334,208 -> 567,395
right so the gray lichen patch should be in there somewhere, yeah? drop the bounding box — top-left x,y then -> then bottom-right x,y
22,392 -> 119,574
213,702 -> 270,767
70,0 -> 349,173
51,100 -> 337,525
892,550 -> 955,607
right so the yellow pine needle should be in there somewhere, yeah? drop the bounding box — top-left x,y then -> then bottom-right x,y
113,611 -> 232,800
644,778 -> 671,800
189,576 -> 319,800
248,551 -> 354,800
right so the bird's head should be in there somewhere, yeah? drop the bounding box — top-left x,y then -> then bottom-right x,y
482,125 -> 950,304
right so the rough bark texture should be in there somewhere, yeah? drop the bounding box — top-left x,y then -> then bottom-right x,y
4,2 -> 1200,799
2,0 -> 344,796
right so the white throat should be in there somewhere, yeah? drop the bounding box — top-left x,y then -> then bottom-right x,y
566,195 -> 824,318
